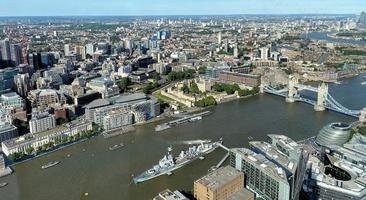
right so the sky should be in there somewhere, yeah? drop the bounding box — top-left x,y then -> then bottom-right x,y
0,0 -> 365,16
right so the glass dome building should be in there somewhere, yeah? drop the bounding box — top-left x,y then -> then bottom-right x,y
315,122 -> 351,146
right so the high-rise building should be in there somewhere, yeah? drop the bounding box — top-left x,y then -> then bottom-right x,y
233,45 -> 239,58
75,46 -> 86,60
40,52 -> 55,68
86,43 -> 94,55
260,47 -> 269,60
0,39 -> 11,64
194,165 -> 254,200
218,32 -> 222,44
10,44 -> 22,66
14,73 -> 31,97
64,44 -> 70,56
27,53 -> 42,70
0,67 -> 19,91
29,112 -> 56,134
359,11 -> 366,25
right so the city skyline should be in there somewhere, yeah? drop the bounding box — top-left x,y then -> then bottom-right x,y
0,0 -> 366,16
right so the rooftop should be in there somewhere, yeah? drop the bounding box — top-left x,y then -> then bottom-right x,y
195,165 -> 243,191
111,93 -> 147,104
0,123 -> 17,132
85,99 -> 110,109
153,189 -> 188,200
250,141 -> 298,173
231,148 -> 288,181
226,188 -> 254,200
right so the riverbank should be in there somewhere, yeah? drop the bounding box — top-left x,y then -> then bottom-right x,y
8,136 -> 93,167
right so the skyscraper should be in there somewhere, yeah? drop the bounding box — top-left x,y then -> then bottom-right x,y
75,45 -> 86,60
10,44 -> 22,66
359,11 -> 366,25
14,73 -> 31,97
64,44 -> 70,56
218,32 -> 222,44
0,39 -> 11,63
85,43 -> 94,56
234,45 -> 239,58
260,47 -> 269,60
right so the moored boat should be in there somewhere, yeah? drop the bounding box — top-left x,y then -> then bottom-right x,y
133,139 -> 222,184
109,143 -> 124,151
0,182 -> 8,188
41,161 -> 60,169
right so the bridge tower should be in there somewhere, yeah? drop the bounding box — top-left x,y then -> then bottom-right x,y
286,75 -> 299,103
259,76 -> 265,94
314,82 -> 328,112
360,108 -> 366,123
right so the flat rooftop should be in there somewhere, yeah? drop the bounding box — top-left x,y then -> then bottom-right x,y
195,165 -> 243,191
250,141 -> 298,173
227,188 -> 254,200
153,189 -> 188,200
231,148 -> 288,181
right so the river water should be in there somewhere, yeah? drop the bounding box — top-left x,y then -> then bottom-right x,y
301,32 -> 366,46
1,75 -> 365,200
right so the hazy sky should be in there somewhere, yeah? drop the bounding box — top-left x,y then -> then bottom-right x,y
0,0 -> 365,16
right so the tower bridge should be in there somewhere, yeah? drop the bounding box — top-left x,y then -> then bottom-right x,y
262,75 -> 365,119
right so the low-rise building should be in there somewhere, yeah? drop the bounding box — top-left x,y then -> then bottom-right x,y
218,71 -> 260,88
153,189 -> 188,200
28,89 -> 67,110
194,165 -> 253,200
2,120 -> 92,156
0,122 -> 18,143
103,108 -> 133,132
29,112 -> 56,134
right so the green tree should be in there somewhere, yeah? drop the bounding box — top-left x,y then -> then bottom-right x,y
117,77 -> 131,92
181,84 -> 190,94
197,66 -> 207,74
195,96 -> 217,107
190,82 -> 200,94
359,126 -> 366,135
26,147 -> 35,155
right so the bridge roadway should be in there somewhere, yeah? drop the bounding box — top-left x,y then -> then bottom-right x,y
263,86 -> 360,118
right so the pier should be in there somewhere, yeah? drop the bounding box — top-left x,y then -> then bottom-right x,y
216,152 -> 230,168
155,111 -> 211,131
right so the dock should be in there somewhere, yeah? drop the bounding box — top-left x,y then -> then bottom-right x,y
216,152 -> 230,168
155,111 -> 211,132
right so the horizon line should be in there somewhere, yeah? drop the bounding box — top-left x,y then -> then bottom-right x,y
0,13 -> 358,18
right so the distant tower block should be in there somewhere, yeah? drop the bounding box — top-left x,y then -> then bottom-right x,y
314,82 -> 328,112
360,108 -> 366,123
218,32 -> 222,44
286,75 -> 299,103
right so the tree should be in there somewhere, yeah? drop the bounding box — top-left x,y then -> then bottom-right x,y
117,77 -> 131,92
197,66 -> 207,74
143,83 -> 155,94
9,152 -> 26,161
212,83 -> 240,95
195,96 -> 217,107
151,73 -> 161,81
26,147 -> 35,155
190,82 -> 200,94
181,84 -> 190,94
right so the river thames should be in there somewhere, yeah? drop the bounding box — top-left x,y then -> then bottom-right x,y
0,75 -> 365,200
